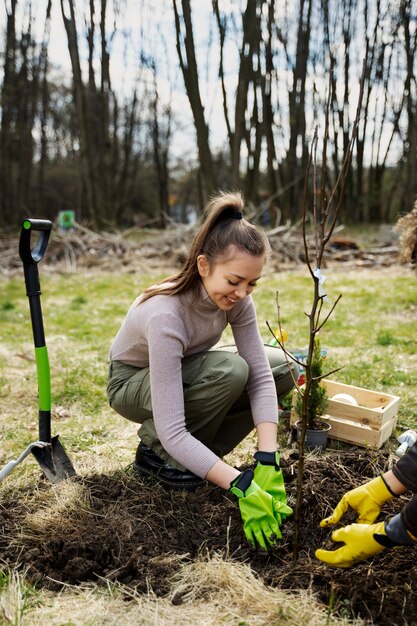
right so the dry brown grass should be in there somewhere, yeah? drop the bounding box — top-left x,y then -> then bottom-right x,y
395,203 -> 417,263
0,557 -> 365,626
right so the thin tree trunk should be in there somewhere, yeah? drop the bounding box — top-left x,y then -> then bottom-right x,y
262,0 -> 280,215
38,0 -> 53,215
173,0 -> 216,204
60,0 -> 97,223
0,1 -> 17,222
400,0 -> 417,213
287,0 -> 312,220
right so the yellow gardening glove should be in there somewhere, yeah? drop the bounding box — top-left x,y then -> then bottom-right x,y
320,476 -> 393,527
315,521 -> 387,568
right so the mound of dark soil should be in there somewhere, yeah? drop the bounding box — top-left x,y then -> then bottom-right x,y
0,448 -> 415,625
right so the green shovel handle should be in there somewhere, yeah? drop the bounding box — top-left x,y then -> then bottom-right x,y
19,219 -> 53,440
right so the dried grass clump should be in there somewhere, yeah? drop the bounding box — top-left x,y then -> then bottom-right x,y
168,553 -> 364,626
3,558 -> 365,626
20,481 -> 92,541
394,202 -> 417,263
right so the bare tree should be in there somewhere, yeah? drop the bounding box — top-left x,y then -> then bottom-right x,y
0,0 -> 18,222
0,0 -> 48,222
398,0 -> 417,214
149,59 -> 172,226
286,0 -> 313,220
60,0 -> 142,226
60,0 -> 97,222
173,0 -> 216,205
37,0 -> 53,214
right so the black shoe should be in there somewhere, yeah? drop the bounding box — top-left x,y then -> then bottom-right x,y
133,443 -> 205,492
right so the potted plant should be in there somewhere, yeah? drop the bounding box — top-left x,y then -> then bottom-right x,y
294,338 -> 330,450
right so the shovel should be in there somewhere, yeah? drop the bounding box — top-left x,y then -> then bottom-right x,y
16,218 -> 76,483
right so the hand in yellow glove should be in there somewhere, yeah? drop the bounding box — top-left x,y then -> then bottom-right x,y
315,521 -> 387,567
320,476 -> 393,527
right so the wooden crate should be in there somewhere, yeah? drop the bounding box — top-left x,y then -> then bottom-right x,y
290,379 -> 400,449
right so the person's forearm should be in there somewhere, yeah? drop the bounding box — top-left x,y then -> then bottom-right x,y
382,470 -> 408,496
205,459 -> 240,490
256,421 -> 278,452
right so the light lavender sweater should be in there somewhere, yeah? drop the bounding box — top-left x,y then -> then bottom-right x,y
109,283 -> 278,477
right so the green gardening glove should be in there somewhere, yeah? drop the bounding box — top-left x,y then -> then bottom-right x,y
229,469 -> 283,550
253,450 -> 293,523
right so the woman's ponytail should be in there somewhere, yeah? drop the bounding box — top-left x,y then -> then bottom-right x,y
139,191 -> 268,304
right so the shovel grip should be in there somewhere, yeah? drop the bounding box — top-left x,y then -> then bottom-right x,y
19,219 -> 52,299
19,219 -> 52,265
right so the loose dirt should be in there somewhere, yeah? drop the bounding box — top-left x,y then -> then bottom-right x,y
0,445 -> 415,625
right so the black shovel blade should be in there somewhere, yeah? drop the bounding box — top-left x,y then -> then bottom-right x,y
31,435 -> 76,483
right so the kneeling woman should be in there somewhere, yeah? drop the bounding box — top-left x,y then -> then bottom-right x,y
107,191 -> 298,549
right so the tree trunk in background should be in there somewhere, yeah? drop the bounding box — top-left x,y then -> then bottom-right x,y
360,0 -> 390,222
341,0 -> 358,221
0,1 -> 17,223
287,0 -> 312,220
173,0 -> 216,206
231,0 -> 261,189
400,0 -> 417,214
60,0 -> 141,226
60,0 -> 97,224
262,0 -> 280,220
212,0 -> 233,155
0,0 -> 44,223
151,63 -> 171,227
37,0 -> 53,215
15,35 -> 35,212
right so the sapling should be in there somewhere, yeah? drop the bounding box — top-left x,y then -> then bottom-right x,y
267,61 -> 366,558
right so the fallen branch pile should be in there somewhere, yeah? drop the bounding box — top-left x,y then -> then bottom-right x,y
0,220 -> 400,276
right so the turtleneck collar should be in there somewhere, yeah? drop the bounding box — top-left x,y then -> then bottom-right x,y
197,280 -> 219,311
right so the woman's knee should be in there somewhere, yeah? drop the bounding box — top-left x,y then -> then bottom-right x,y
206,350 -> 249,390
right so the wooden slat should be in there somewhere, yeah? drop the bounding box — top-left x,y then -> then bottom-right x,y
289,380 -> 400,449
326,414 -> 397,449
324,380 -> 400,427
290,382 -> 400,429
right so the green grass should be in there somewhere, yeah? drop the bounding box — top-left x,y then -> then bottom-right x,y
1,265 -> 417,465
258,267 -> 417,425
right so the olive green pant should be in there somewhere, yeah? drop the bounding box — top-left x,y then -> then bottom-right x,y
107,346 -> 298,470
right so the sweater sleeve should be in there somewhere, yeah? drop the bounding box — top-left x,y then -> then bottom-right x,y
229,297 -> 278,426
146,313 -> 220,478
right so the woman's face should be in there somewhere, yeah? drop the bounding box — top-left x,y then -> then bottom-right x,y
197,246 -> 266,310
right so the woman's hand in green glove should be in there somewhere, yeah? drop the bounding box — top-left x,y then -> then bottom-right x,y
230,469 -> 285,550
253,450 -> 293,522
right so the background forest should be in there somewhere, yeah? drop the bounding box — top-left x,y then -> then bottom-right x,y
1,0 -> 416,229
